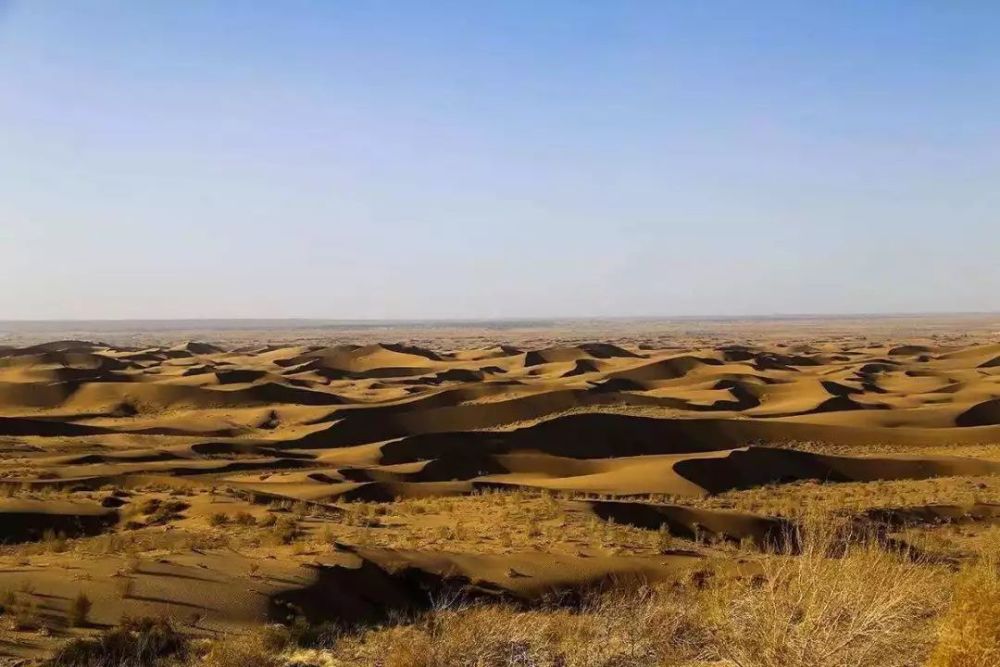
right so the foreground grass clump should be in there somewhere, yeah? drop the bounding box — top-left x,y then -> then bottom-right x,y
284,519 -> 949,667
197,629 -> 286,667
43,514 -> 991,667
49,616 -> 186,667
703,518 -> 947,667
927,547 -> 1000,667
314,585 -> 702,667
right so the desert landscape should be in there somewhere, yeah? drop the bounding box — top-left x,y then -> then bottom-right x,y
5,1 -> 998,664
0,317 -> 995,666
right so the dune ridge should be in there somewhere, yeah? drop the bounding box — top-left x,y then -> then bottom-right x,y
0,332 -> 997,661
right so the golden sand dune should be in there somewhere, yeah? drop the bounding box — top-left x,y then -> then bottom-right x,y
0,332 -> 997,660
1,337 -> 997,497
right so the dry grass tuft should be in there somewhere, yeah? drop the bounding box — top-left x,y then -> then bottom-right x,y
2,585 -> 41,631
927,532 -> 1000,667
49,616 -> 187,667
319,584 -> 703,667
199,632 -> 283,667
703,516 -> 947,667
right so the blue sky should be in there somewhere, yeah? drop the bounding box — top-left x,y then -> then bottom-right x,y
1,1 -> 997,319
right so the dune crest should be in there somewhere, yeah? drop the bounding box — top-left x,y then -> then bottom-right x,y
0,329 -> 997,661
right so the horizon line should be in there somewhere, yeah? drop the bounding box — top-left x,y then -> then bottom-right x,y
1,311 -> 998,326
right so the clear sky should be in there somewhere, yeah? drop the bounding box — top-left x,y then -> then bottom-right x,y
1,1 -> 997,320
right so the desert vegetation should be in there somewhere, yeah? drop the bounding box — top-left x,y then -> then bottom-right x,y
0,327 -> 994,665
41,515 -> 1000,667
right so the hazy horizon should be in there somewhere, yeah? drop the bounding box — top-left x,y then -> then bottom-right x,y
3,1 -> 998,319
2,310 -> 999,324
2,311 -> 998,333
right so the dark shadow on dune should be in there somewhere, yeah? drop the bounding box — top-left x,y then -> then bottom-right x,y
0,417 -> 111,437
673,447 -> 1000,494
858,503 -> 1000,528
589,500 -> 794,550
269,558 -> 508,628
170,457 -> 317,476
190,440 -> 317,460
269,550 -> 670,631
124,594 -> 219,611
0,509 -> 118,544
956,399 -> 1000,427
58,451 -> 183,465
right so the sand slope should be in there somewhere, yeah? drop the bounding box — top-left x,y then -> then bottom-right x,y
0,334 -> 997,658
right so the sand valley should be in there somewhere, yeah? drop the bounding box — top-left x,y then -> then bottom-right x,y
0,317 -> 996,665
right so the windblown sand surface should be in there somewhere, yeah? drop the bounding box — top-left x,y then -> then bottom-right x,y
0,319 -> 997,660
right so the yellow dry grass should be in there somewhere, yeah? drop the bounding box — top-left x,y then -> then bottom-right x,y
208,513 -> 969,667
927,534 -> 1000,667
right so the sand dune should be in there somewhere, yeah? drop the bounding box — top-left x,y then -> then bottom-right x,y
587,500 -> 792,547
956,398 -> 1000,427
1,337 -> 996,491
0,331 -> 996,660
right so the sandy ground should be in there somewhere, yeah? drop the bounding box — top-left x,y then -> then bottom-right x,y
0,316 -> 996,660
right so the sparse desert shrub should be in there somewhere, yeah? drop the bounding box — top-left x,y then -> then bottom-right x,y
704,517 -> 946,667
82,532 -> 134,556
656,523 -> 672,552
69,592 -> 93,627
286,618 -> 340,649
208,512 -> 230,527
342,503 -> 380,527
321,584 -> 702,667
42,529 -> 69,553
49,616 -> 186,667
199,631 -> 282,667
268,516 -> 299,545
927,550 -> 1000,667
257,623 -> 293,652
2,586 -> 41,631
233,511 -> 256,526
187,626 -> 292,667
147,499 -> 189,525
138,498 -> 162,515
318,524 -> 335,544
